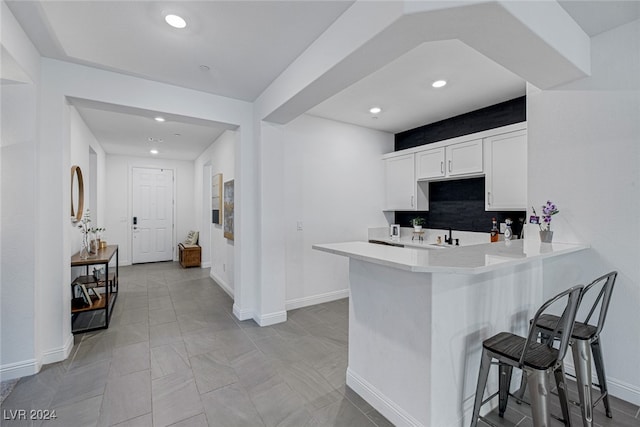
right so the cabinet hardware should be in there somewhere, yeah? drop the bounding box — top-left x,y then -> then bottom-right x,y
487,192 -> 492,205
411,196 -> 414,207
448,160 -> 452,173
440,161 -> 444,174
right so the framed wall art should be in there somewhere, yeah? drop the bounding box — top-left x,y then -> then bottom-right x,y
211,173 -> 222,225
223,179 -> 234,240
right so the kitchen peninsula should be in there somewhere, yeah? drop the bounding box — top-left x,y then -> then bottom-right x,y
313,239 -> 588,427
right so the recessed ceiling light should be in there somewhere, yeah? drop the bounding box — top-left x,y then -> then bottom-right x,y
432,80 -> 447,88
150,149 -> 159,155
154,116 -> 165,122
369,107 -> 382,114
165,14 -> 187,29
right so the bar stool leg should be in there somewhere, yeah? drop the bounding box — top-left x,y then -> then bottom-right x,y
527,369 -> 552,427
554,364 -> 572,426
572,339 -> 594,427
591,339 -> 612,417
513,372 -> 527,403
470,351 -> 492,427
498,364 -> 513,417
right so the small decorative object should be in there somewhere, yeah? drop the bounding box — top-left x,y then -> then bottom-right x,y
536,201 -> 559,243
78,209 -> 92,259
504,218 -> 513,241
77,209 -> 106,258
389,224 -> 400,241
411,217 -> 425,232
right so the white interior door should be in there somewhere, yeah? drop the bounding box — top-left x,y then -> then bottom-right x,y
132,167 -> 174,264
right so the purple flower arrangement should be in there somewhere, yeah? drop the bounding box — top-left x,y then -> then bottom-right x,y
540,200 -> 559,231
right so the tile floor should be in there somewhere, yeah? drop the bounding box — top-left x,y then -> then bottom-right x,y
1,262 -> 392,427
2,262 -> 639,426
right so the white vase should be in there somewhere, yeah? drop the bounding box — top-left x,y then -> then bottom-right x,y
413,225 -> 422,232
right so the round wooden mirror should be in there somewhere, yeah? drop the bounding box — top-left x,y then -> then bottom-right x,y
71,165 -> 84,222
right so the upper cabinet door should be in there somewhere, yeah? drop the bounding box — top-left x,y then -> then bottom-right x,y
415,147 -> 445,180
446,139 -> 483,177
484,130 -> 527,211
384,153 -> 416,211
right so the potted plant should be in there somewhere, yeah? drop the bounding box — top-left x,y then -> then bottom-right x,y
538,200 -> 559,243
411,217 -> 426,232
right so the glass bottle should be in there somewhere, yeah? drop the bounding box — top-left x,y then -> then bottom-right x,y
490,218 -> 499,242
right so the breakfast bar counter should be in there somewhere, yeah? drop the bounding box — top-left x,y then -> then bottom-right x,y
313,240 -> 588,427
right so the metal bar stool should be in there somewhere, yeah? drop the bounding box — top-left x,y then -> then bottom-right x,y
525,271 -> 617,427
470,285 -> 583,427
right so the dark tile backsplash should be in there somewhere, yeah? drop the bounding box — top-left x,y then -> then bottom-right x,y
395,96 -> 526,151
395,178 -> 525,235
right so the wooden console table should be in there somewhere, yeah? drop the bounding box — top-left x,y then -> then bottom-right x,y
70,245 -> 119,333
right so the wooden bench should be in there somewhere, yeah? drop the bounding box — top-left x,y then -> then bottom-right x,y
178,243 -> 201,268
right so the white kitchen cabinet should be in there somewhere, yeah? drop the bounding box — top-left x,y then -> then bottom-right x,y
447,139 -> 483,177
415,147 -> 445,180
384,154 -> 428,211
484,129 -> 527,210
415,139 -> 483,180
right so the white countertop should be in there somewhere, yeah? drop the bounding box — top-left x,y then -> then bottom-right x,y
313,239 -> 589,274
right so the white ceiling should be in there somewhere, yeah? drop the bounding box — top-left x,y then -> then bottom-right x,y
307,39 -> 526,134
5,1 -> 639,159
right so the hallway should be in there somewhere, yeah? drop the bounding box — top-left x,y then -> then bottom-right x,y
1,263 -> 391,427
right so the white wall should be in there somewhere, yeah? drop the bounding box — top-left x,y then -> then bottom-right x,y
194,130 -> 236,296
263,114 -> 393,309
69,106 -> 107,257
528,19 -> 640,404
0,1 -> 45,380
106,155 -> 195,266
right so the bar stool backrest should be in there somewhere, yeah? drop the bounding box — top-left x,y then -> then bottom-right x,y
581,271 -> 617,338
520,284 -> 583,368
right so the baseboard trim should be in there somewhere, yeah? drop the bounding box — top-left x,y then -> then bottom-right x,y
564,362 -> 640,406
346,368 -> 426,427
201,262 -> 211,268
232,304 -> 253,321
254,310 -> 287,327
285,289 -> 349,311
0,358 -> 41,382
42,334 -> 74,365
210,270 -> 233,299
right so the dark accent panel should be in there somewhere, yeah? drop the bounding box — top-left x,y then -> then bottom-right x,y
395,178 -> 525,235
395,96 -> 526,151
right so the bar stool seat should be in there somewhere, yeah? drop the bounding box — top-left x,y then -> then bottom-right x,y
470,285 -> 583,427
536,316 -> 597,340
530,272 -> 617,426
483,332 -> 560,369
